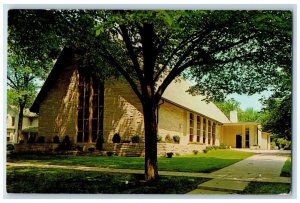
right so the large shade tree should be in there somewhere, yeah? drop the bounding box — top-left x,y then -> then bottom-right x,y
8,10 -> 292,181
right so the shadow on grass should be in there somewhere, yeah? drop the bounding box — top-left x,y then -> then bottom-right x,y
6,166 -> 210,194
8,150 -> 253,173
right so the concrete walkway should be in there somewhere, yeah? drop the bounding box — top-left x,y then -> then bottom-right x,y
7,150 -> 291,194
187,151 -> 291,194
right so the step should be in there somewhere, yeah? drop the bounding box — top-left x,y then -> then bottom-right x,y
197,179 -> 250,193
187,188 -> 232,194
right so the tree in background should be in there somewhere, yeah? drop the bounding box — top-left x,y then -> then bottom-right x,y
8,10 -> 292,181
214,98 -> 261,122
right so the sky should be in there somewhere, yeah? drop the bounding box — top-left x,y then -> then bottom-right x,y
227,90 -> 273,111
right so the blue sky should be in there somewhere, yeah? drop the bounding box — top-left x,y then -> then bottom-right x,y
227,91 -> 273,111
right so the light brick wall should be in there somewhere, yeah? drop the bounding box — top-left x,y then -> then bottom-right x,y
103,79 -> 144,143
157,101 -> 188,144
38,65 -> 79,143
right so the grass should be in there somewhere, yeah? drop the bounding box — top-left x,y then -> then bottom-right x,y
6,166 -> 209,194
280,157 -> 291,177
240,182 -> 291,194
8,149 -> 254,173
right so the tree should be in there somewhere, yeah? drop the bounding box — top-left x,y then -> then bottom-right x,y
7,51 -> 47,143
8,10 -> 292,181
214,98 -> 241,119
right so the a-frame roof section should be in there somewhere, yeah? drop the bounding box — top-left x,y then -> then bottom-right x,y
30,48 -> 76,113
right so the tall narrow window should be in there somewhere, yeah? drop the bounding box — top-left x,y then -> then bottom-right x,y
202,118 -> 206,143
77,74 -> 104,143
196,116 -> 201,142
189,113 -> 194,142
11,116 -> 15,126
245,127 -> 250,148
212,123 -> 216,145
208,120 -> 211,145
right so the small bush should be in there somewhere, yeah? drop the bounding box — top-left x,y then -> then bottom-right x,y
88,147 -> 96,153
271,142 -> 276,150
28,136 -> 35,143
157,135 -> 162,142
96,136 -> 104,150
60,135 -> 72,150
131,135 -> 140,143
173,135 -> 180,144
36,136 -> 45,143
53,136 -> 60,143
219,143 -> 228,149
165,134 -> 173,143
203,149 -> 208,153
166,152 -> 174,158
112,133 -> 121,143
107,151 -> 114,156
192,150 -> 198,155
7,144 -> 14,151
277,138 -> 291,150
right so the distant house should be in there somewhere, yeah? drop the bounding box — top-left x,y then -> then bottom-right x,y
6,105 -> 38,143
29,48 -> 270,154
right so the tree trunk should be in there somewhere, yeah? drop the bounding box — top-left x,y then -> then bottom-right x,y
143,102 -> 159,181
17,104 -> 25,143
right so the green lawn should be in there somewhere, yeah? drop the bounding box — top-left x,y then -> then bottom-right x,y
281,157 -> 291,177
8,149 -> 254,173
6,166 -> 209,194
240,182 -> 291,194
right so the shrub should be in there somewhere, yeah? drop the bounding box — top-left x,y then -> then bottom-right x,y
166,152 -> 174,158
165,134 -> 173,143
88,147 -> 96,153
157,135 -> 162,142
96,136 -> 104,150
192,150 -> 198,155
107,151 -> 114,156
60,135 -> 72,150
112,133 -> 121,143
53,136 -> 60,143
28,136 -> 35,143
7,144 -> 14,151
219,143 -> 228,149
203,149 -> 208,153
277,138 -> 291,150
271,142 -> 276,150
131,135 -> 140,143
173,135 -> 180,144
36,136 -> 45,143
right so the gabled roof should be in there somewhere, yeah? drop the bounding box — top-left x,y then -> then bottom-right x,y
161,80 -> 230,123
30,48 -> 229,123
30,48 -> 77,113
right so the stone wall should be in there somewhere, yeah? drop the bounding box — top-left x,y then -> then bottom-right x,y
38,65 -> 79,143
102,143 -> 206,157
14,143 -> 60,153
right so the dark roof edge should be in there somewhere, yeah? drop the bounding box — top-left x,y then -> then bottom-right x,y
30,48 -> 77,113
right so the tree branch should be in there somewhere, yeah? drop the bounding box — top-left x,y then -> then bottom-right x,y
100,47 -> 143,101
119,24 -> 144,83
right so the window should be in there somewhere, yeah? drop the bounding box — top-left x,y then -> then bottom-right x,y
245,127 -> 250,148
11,116 -> 15,126
77,74 -> 104,143
189,113 -> 194,142
208,120 -> 211,144
196,116 -> 201,142
202,118 -> 206,143
212,123 -> 216,145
